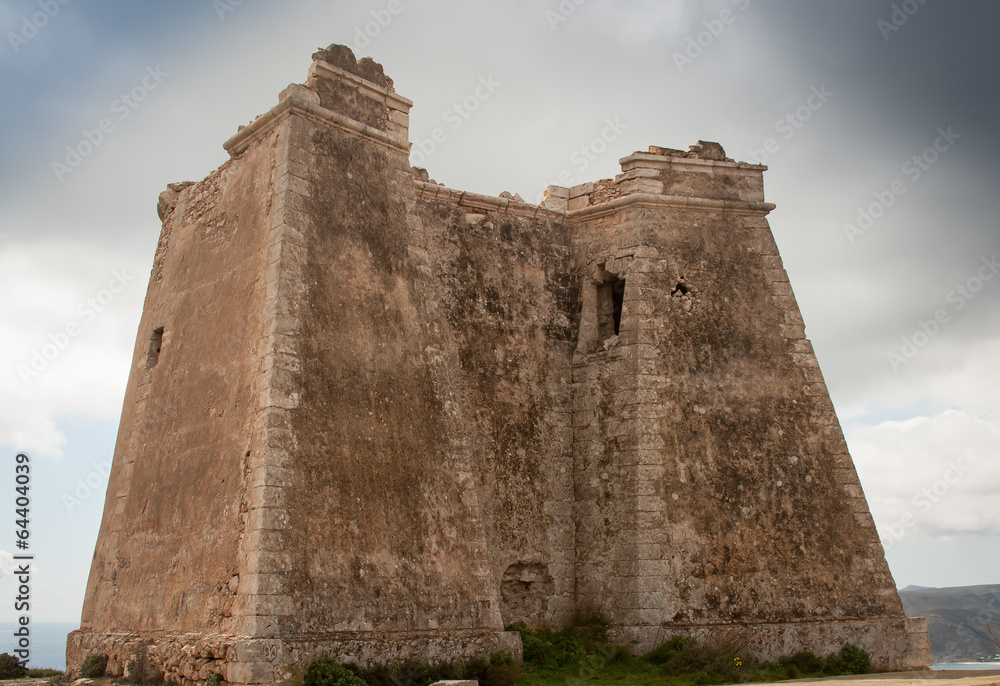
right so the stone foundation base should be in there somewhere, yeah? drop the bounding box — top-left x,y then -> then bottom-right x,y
66,617 -> 927,683
608,616 -> 931,670
66,629 -> 523,686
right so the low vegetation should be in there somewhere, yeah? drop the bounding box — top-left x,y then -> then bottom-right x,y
0,653 -> 63,681
298,621 -> 872,686
513,622 -> 871,686
6,626 -> 873,686
328,650 -> 521,686
510,621 -> 870,686
79,654 -> 109,679
0,653 -> 27,680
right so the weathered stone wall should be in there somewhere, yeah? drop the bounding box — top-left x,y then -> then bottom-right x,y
561,150 -> 913,658
76,132 -> 278,634
70,45 -> 931,685
280,111 -> 505,634
271,106 -> 581,634
69,127 -> 282,681
403,193 -> 579,629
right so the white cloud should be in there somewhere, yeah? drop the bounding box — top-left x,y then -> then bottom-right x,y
0,241 -> 143,458
592,0 -> 689,44
850,408 -> 1000,549
0,549 -> 14,580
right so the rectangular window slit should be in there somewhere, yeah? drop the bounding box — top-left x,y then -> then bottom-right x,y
146,327 -> 164,369
597,278 -> 626,342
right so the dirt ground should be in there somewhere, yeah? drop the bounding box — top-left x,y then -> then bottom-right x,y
789,670 -> 1000,686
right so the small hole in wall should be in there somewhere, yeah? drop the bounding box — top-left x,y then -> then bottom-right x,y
672,277 -> 690,296
145,327 -> 164,369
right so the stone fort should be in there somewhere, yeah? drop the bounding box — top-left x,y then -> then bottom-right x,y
68,45 -> 930,684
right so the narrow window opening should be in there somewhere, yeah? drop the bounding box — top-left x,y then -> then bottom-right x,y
612,279 -> 625,335
597,278 -> 626,342
146,327 -> 164,369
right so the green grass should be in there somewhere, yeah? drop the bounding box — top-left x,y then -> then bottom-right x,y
507,622 -> 871,686
298,623 -> 872,686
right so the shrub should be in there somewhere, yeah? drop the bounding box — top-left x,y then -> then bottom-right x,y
0,653 -> 28,679
304,659 -> 366,686
206,672 -> 224,686
488,651 -> 513,667
28,668 -> 63,678
644,635 -> 756,684
655,641 -> 739,679
124,649 -> 158,685
644,636 -> 694,665
823,648 -> 841,674
607,646 -> 631,665
79,654 -> 108,679
835,644 -> 872,675
509,623 -> 605,670
820,644 -> 871,676
781,650 -> 823,675
482,652 -> 521,686
337,649 -> 521,686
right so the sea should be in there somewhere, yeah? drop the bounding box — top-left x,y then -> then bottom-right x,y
0,621 -> 78,670
932,662 -> 1000,670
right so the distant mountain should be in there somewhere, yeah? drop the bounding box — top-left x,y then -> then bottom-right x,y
900,584 -> 1000,662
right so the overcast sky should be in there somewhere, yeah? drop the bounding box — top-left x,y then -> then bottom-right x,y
1,0 -> 998,631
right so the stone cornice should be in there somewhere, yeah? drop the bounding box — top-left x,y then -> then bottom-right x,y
567,192 -> 776,220
413,180 -> 776,221
223,87 -> 409,157
413,181 -> 566,221
307,59 -> 413,114
619,151 -> 768,174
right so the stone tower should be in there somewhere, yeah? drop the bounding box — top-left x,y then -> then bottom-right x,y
68,45 -> 930,684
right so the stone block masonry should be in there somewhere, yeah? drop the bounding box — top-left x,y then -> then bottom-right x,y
67,43 -> 931,685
